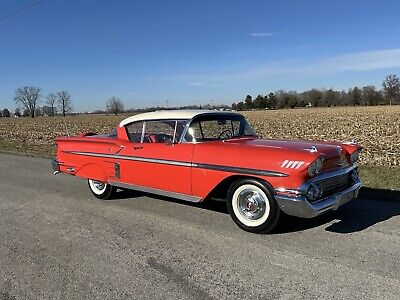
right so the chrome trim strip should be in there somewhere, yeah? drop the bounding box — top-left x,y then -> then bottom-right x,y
63,150 -> 287,177
194,163 -> 288,177
274,188 -> 305,196
172,120 -> 177,143
109,181 -> 202,203
140,122 -> 146,143
63,151 -> 192,167
114,163 -> 120,178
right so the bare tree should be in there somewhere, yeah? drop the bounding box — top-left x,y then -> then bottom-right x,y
106,96 -> 124,116
14,107 -> 21,117
46,93 -> 57,116
382,74 -> 400,105
14,86 -> 41,118
57,90 -> 72,117
2,108 -> 10,117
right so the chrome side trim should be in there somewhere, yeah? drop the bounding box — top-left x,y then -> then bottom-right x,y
274,188 -> 305,196
63,150 -> 287,177
63,151 -> 192,167
109,181 -> 202,203
194,163 -> 288,177
114,163 -> 120,178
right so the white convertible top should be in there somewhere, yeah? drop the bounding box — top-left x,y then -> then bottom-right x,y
119,109 -> 240,127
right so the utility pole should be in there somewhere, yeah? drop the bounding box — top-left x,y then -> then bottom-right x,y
166,99 -> 169,108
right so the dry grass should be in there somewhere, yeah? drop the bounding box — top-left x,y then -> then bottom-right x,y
0,106 -> 399,166
0,114 -> 121,157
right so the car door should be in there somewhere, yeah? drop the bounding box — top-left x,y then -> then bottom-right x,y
119,119 -> 194,197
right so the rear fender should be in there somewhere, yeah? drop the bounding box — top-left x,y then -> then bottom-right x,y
75,164 -> 108,182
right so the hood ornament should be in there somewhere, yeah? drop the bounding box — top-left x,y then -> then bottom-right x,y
302,146 -> 318,153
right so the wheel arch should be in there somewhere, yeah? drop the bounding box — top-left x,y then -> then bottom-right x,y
205,175 -> 274,201
75,163 -> 108,182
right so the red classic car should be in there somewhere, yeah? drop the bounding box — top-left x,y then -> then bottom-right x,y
53,110 -> 362,233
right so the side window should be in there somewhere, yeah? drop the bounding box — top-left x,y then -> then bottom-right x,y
144,120 -> 188,143
144,120 -> 176,143
125,121 -> 144,143
187,120 -> 234,141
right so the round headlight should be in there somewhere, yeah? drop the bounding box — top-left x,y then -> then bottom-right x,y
308,157 -> 324,177
306,183 -> 322,202
308,161 -> 317,176
350,150 -> 360,164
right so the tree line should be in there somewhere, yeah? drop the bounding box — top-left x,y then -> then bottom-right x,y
2,74 -> 399,117
231,74 -> 400,110
0,86 -> 72,118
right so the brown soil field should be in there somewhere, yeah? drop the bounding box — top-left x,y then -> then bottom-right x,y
242,106 -> 400,167
1,106 -> 399,167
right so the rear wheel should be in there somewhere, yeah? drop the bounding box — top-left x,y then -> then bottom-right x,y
227,179 -> 281,233
88,179 -> 116,200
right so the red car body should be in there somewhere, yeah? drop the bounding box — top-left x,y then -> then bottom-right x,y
53,110 -> 362,233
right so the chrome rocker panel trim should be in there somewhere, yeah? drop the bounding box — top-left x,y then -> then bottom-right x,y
109,181 -> 202,203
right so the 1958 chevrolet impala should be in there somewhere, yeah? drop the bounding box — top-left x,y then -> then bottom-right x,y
53,110 -> 362,233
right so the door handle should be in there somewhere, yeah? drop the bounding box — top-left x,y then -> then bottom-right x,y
134,146 -> 143,150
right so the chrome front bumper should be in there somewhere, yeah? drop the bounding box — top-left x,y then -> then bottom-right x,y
274,166 -> 362,218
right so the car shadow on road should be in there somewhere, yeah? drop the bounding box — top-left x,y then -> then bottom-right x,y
111,187 -> 400,234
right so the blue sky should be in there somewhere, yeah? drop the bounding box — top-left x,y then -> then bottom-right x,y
1,0 -> 400,112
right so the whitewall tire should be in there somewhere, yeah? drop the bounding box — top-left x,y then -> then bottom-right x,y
227,179 -> 281,233
88,179 -> 116,200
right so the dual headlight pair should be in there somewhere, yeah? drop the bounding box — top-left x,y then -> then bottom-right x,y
307,150 -> 360,177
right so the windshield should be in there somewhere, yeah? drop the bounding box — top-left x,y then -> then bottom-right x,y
185,114 -> 257,142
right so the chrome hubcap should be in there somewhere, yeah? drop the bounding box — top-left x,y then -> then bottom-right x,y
93,180 -> 105,191
237,189 -> 266,220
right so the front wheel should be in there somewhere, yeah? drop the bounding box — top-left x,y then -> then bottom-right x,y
88,179 -> 116,200
227,179 -> 281,234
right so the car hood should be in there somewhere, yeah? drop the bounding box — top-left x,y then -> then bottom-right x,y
226,138 -> 343,160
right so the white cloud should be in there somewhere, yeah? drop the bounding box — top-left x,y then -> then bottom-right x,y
187,82 -> 207,86
249,32 -> 276,37
169,48 -> 400,83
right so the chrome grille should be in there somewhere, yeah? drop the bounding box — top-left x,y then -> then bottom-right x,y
317,173 -> 352,199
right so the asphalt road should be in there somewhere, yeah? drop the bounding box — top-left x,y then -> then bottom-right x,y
0,153 -> 399,299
